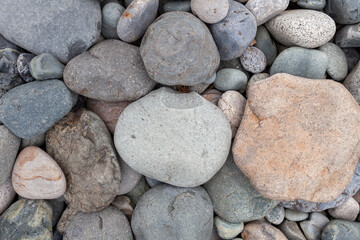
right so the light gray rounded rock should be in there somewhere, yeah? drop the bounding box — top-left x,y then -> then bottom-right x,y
265,205 -> 285,225
214,68 -> 248,92
131,184 -> 213,240
215,216 -> 244,240
240,47 -> 266,73
325,0 -> 360,24
164,0 -> 191,12
0,178 -> 16,215
114,87 -> 231,187
245,0 -> 289,25
285,209 -> 309,222
254,26 -> 277,66
119,159 -> 142,195
191,0 -> 229,24
297,0 -> 326,10
29,53 -> 65,80
300,212 -> 329,240
335,24 -> 360,48
319,42 -> 348,81
101,2 -> 125,39
328,197 -> 359,221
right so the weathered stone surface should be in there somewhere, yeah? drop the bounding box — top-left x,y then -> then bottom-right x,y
191,0 -> 229,24
17,53 -> 35,82
0,0 -> 101,63
240,47 -> 267,73
233,73 -> 360,202
29,53 -> 65,80
335,24 -> 360,48
265,205 -> 285,225
329,198 -> 359,221
0,80 -> 78,139
0,73 -> 24,98
114,87 -> 231,187
0,178 -> 16,215
300,212 -> 329,240
64,39 -> 155,102
0,48 -> 20,74
241,221 -> 288,240
131,184 -> 213,240
245,0 -> 289,25
319,42 -> 348,81
0,199 -> 53,240
322,220 -> 360,240
279,220 -> 307,240
101,2 -> 125,39
254,26 -> 277,66
325,0 -> 360,24
344,61 -> 360,106
46,109 -> 121,212
215,216 -> 244,240
140,12 -> 219,86
265,10 -> 336,48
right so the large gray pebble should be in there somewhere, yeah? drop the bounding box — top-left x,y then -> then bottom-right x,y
319,42 -> 348,81
0,80 -> 78,139
140,12 -> 219,86
29,53 -> 65,80
0,0 -> 101,63
270,47 -> 328,79
64,39 -> 155,101
114,87 -> 231,187
203,153 -> 279,223
117,0 -> 159,42
245,0 -> 289,25
240,47 -> 266,73
209,0 -> 256,61
254,26 -> 277,66
131,184 -> 213,240
325,0 -> 360,24
214,68 -> 248,92
297,0 -> 326,10
335,24 -> 360,48
102,2 -> 125,39
322,220 -> 360,240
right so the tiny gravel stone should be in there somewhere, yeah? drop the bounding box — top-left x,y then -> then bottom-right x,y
240,47 -> 266,73
245,0 -> 289,26
214,68 -> 248,92
126,176 -> 150,205
325,0 -> 360,24
29,53 -> 65,80
297,0 -> 326,10
215,216 -> 244,240
279,220 -> 307,240
300,212 -> 329,240
0,178 -> 16,215
322,220 -> 360,240
101,2 -> 125,39
17,53 -> 35,82
335,24 -> 360,48
164,0 -> 191,12
265,205 -> 285,225
254,26 -> 277,66
285,209 -> 309,222
191,0 -> 229,24
319,42 -> 348,81
241,221 -> 288,240
328,197 -> 360,221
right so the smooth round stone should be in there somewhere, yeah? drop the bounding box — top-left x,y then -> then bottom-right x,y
328,198 -> 359,221
140,12 -> 220,86
191,0 -> 229,24
0,178 -> 16,215
48,196 -> 66,227
201,89 -> 223,105
117,0 -> 159,43
285,209 -> 309,222
101,2 -> 125,39
241,221 -> 287,240
270,47 -> 328,79
209,0 -> 256,60
245,0 -> 289,25
297,0 -> 326,10
126,176 -> 150,205
203,153 -> 279,223
325,0 -> 360,24
254,26 -> 277,66
64,39 -> 155,102
0,80 -> 78,139
131,184 -> 213,240
214,68 -> 248,92
17,53 -> 35,82
265,205 -> 285,225
279,220 -> 307,240
29,53 -> 65,80
215,216 -> 244,240
63,206 -> 133,239
335,24 -> 360,48
114,87 -> 231,187
0,125 -> 20,185
240,47 -> 266,73
344,61 -> 360,106
21,133 -> 45,149
145,176 -> 162,187
12,146 -> 66,199
164,0 -> 191,12
0,72 -> 24,98
0,199 -> 53,240
343,48 -> 360,72
0,48 -> 20,74
111,195 -> 134,219
322,220 -> 360,240
300,212 -> 329,240
0,0 -> 101,63
118,159 -> 142,195
265,10 -> 336,48
319,42 -> 348,81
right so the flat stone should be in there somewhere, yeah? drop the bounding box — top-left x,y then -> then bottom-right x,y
240,47 -> 267,73
254,26 -> 277,66
117,0 -> 159,42
118,159 -> 142,195
325,0 -> 360,24
111,195 -> 134,219
265,205 -> 285,225
114,87 -> 231,187
21,133 -> 45,149
297,0 -> 326,10
17,53 -> 35,82
140,12 -> 219,86
319,42 -> 348,81
0,73 -> 24,98
209,0 -> 256,60
0,199 -> 53,240
233,73 -> 360,202
0,48 -> 20,74
265,10 -> 336,48
101,2 -> 125,39
64,39 -> 155,102
12,146 -> 66,199
344,61 -> 360,106
131,184 -> 213,240
63,206 -> 133,239
0,178 -> 16,215
245,0 -> 289,26
322,220 -> 360,240
203,153 -> 278,223
0,80 -> 78,139
201,89 -> 223,105
285,209 -> 309,222
215,216 -> 244,240
214,68 -> 248,92
270,47 -> 328,79
29,53 -> 65,80
335,24 -> 360,48
343,48 -> 360,72
300,212 -> 329,240
126,176 -> 150,205
0,0 -> 101,63
163,1 -> 191,12
46,109 -> 121,212
241,221 -> 287,240
279,220 -> 307,240
329,198 -> 359,221
191,0 -> 229,24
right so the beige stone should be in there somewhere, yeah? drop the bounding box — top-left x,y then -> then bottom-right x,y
12,146 -> 66,199
233,73 -> 360,202
241,221 -> 288,240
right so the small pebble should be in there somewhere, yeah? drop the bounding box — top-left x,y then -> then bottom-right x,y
191,0 -> 229,24
215,216 -> 244,240
29,53 -> 65,80
265,205 -> 285,225
101,2 -> 125,39
0,178 -> 16,215
297,0 -> 326,10
0,48 -> 20,74
319,42 -> 348,81
201,89 -> 223,105
17,53 -> 35,82
164,0 -> 191,12
285,209 -> 309,222
214,68 -> 248,92
254,26 -> 277,66
328,197 -> 360,221
300,212 -> 329,240
241,221 -> 288,240
279,220 -> 307,240
240,46 -> 267,73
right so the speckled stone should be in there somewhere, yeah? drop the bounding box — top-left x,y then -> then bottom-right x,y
279,220 -> 307,240
240,47 -> 266,73
29,53 -> 65,80
215,216 -> 244,240
101,2 -> 125,39
245,0 -> 289,25
0,178 -> 16,215
17,53 -> 35,82
319,42 -> 348,81
322,220 -> 360,240
325,0 -> 360,24
335,24 -> 360,48
297,0 -> 326,10
265,205 -> 285,225
329,198 -> 359,221
300,212 -> 329,240
214,68 -> 248,92
285,209 -> 309,222
164,0 -> 191,12
254,26 -> 277,66
191,0 -> 229,24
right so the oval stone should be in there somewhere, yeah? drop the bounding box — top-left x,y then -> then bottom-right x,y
319,42 -> 348,81
29,53 -> 65,80
322,220 -> 360,240
101,2 -> 125,39
191,0 -> 229,24
240,47 -> 267,73
297,0 -> 326,10
214,68 -> 248,92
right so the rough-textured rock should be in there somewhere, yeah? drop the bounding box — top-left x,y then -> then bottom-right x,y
12,146 -> 66,199
29,53 -> 65,80
285,209 -> 309,222
118,159 -> 142,195
57,207 -> 78,235
0,125 -> 20,185
279,220 -> 307,240
203,153 -> 278,223
322,220 -> 360,240
254,26 -> 277,66
335,24 -> 360,48
343,48 -> 360,72
344,61 -> 360,106
114,87 -> 231,187
46,109 -> 121,212
0,0 -> 101,63
233,73 -> 360,202
191,0 -> 229,24
0,48 -> 20,74
240,47 -> 267,73
241,221 -> 288,240
202,89 -> 223,105
63,206 -> 133,240
0,73 -> 24,98
265,10 -> 336,48
215,216 -> 244,240
0,34 -> 22,51
21,133 -> 46,149
297,0 -> 326,10
101,2 -> 125,39
0,80 -> 78,139
140,12 -> 219,86
325,0 -> 360,24
0,199 -> 53,240
209,0 -> 256,60
131,184 -> 213,240
245,0 -> 289,25
111,195 -> 134,219
126,176 -> 150,205
17,53 -> 35,82
300,212 -> 329,240
0,178 -> 16,215
265,205 -> 285,225
328,198 -> 359,221
64,39 -> 155,102
214,68 -> 248,92
319,42 -> 348,81
163,0 -> 191,12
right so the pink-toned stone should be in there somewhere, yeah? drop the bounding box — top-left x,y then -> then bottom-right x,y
0,178 -> 16,214
233,73 -> 360,202
87,98 -> 131,134
12,146 -> 66,199
201,89 -> 223,105
241,221 -> 288,240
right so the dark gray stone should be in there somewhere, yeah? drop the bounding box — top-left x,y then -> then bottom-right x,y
0,48 -> 20,74
29,53 -> 65,80
101,2 -> 125,39
254,26 -> 277,66
322,220 -> 360,240
297,0 -> 326,10
0,34 -> 22,51
17,53 -> 35,82
48,196 -> 66,227
64,39 -> 155,101
0,73 -> 24,98
163,0 -> 191,12
131,184 -> 213,240
325,0 -> 360,24
203,153 -> 279,223
335,24 -> 360,48
0,80 -> 78,139
209,0 -> 257,61
342,48 -> 360,72
140,12 -> 220,86
0,0 -> 101,63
